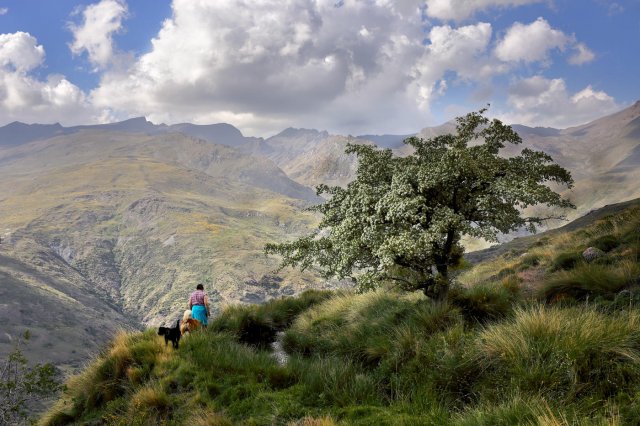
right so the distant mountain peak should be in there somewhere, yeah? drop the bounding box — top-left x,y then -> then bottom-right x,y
274,127 -> 329,139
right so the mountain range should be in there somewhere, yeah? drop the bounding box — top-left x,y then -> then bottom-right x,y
0,102 -> 638,370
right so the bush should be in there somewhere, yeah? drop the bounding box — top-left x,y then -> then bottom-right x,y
549,252 -> 583,272
1,332 -> 60,425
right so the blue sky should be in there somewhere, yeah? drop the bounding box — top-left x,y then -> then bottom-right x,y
0,0 -> 638,136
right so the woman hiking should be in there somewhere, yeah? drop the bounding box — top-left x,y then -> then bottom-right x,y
188,284 -> 210,327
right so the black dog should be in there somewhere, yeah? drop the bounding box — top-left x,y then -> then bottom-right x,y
158,320 -> 181,348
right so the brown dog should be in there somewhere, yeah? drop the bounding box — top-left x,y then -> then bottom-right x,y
180,310 -> 202,336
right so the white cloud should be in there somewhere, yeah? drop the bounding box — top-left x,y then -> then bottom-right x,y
501,75 -> 619,128
411,22 -> 495,108
495,17 -> 569,63
91,0 -> 478,135
0,7 -> 8,15
0,31 -> 103,125
569,43 -> 595,65
496,18 -> 597,67
0,32 -> 44,72
0,1 -> 617,134
69,0 -> 128,70
425,0 -> 544,21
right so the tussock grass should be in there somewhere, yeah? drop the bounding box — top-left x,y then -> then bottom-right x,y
449,281 -> 519,324
477,305 -> 640,401
542,261 -> 640,302
549,251 -> 583,272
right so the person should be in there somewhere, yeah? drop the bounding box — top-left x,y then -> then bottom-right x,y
188,284 -> 210,327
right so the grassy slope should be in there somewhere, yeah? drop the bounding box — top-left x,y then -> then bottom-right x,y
41,200 -> 640,425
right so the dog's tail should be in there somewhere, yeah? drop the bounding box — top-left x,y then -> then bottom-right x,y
176,319 -> 180,329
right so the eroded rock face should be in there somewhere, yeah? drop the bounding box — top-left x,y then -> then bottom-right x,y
582,247 -> 604,262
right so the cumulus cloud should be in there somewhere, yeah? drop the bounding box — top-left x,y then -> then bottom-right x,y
500,75 -> 620,128
425,0 -> 544,21
89,0 -> 434,134
69,0 -> 128,70
89,0 -> 506,134
495,17 -> 597,67
0,32 -> 44,71
0,7 -> 8,15
0,0 -> 617,134
411,22 -> 496,108
0,31 -> 102,125
495,17 -> 569,63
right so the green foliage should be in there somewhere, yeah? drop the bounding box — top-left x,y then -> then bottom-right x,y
266,109 -> 574,299
42,205 -> 640,425
0,331 -> 60,425
43,290 -> 640,425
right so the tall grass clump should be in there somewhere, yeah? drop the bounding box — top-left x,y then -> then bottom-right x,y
476,305 -> 640,402
209,290 -> 333,348
588,235 -> 621,253
283,291 -> 461,366
542,261 -> 640,302
449,281 -> 519,324
549,252 -> 583,272
41,330 -> 167,425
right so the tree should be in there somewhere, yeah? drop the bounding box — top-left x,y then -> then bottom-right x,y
0,331 -> 60,424
266,109 -> 574,300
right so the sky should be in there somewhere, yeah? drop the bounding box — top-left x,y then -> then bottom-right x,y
0,0 -> 638,136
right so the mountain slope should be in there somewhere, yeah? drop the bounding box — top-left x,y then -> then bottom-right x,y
0,131 -> 338,368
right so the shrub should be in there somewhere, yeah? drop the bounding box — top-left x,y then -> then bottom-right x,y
283,291 -> 415,363
549,252 -> 583,272
291,356 -> 383,407
1,332 -> 60,425
517,253 -> 542,271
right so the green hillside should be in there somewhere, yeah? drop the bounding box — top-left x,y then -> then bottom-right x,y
40,199 -> 640,425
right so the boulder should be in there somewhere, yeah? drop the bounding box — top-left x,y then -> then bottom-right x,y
582,246 -> 604,263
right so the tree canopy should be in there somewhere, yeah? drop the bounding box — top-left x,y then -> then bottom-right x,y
266,109 -> 575,299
